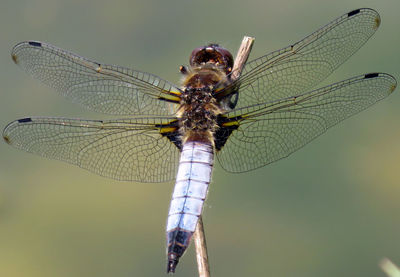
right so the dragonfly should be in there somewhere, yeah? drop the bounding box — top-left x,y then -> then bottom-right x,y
3,8 -> 397,273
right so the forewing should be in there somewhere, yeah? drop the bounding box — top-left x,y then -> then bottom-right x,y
220,8 -> 381,109
217,73 -> 396,172
3,117 -> 180,182
11,41 -> 182,116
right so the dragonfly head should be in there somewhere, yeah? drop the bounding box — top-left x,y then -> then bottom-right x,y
190,44 -> 233,74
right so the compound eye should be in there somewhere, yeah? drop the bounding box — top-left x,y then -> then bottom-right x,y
189,47 -> 205,66
189,44 -> 234,74
214,46 -> 233,70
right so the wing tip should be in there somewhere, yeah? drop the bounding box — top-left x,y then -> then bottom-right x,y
347,8 -> 380,29
3,118 -> 34,144
363,72 -> 397,94
2,121 -> 17,145
11,41 -> 43,60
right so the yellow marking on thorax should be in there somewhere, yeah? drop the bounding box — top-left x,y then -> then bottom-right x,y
221,121 -> 239,127
167,90 -> 182,96
160,94 -> 181,102
96,65 -> 102,73
160,126 -> 178,134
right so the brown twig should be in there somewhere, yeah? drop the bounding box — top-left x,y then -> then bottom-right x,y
193,36 -> 255,277
194,216 -> 210,277
231,36 -> 255,81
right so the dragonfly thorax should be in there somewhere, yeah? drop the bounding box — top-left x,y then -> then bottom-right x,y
178,86 -> 220,144
178,64 -> 231,144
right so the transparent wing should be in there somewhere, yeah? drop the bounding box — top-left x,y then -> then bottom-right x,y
11,41 -> 182,116
3,116 -> 180,182
221,8 -> 381,109
217,73 -> 397,173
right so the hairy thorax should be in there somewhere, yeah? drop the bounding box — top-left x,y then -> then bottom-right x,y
178,65 -> 228,144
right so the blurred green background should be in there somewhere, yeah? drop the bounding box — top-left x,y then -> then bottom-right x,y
0,0 -> 399,276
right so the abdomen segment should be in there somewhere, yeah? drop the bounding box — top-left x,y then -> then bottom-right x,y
166,141 -> 214,273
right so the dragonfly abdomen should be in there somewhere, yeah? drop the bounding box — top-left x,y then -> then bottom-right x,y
166,141 -> 214,273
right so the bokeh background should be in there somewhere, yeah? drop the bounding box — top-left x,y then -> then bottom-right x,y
0,0 -> 399,276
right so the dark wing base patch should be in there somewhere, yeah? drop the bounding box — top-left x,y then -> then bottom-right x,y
214,115 -> 240,151
157,120 -> 182,150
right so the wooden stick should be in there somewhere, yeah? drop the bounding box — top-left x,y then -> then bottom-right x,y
193,35 -> 255,277
231,36 -> 255,81
380,258 -> 400,277
194,216 -> 210,277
